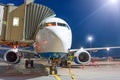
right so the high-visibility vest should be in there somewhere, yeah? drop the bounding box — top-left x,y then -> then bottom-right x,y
68,55 -> 74,61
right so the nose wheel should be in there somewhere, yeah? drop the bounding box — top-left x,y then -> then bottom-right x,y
49,58 -> 59,75
48,58 -> 76,80
50,65 -> 57,74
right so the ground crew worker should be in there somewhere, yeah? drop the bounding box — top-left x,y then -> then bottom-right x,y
67,53 -> 74,71
68,53 -> 74,61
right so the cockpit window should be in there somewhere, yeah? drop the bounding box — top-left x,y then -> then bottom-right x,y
45,22 -> 56,26
57,23 -> 70,29
57,23 -> 66,27
45,22 -> 70,29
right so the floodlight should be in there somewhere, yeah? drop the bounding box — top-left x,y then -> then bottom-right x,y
87,36 -> 93,42
109,0 -> 118,4
106,48 -> 110,51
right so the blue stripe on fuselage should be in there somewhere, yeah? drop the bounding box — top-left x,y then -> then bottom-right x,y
34,52 -> 67,59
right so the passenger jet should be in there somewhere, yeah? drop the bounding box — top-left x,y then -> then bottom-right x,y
1,16 -> 120,74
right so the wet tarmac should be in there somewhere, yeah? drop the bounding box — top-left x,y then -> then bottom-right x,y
0,59 -> 120,80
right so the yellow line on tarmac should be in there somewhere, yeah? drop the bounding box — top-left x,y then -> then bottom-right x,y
71,74 -> 76,80
53,74 -> 61,80
68,61 -> 76,80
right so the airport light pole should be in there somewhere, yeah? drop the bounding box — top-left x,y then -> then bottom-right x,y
87,36 -> 93,48
87,36 -> 93,54
106,48 -> 110,59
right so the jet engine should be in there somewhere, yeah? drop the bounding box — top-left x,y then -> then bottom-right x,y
4,49 -> 22,64
74,50 -> 91,65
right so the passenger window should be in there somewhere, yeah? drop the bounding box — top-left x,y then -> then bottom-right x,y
45,22 -> 56,27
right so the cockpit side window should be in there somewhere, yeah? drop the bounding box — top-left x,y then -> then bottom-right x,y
45,22 -> 56,27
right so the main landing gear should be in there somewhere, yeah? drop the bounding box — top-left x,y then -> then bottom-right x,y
25,53 -> 34,68
25,59 -> 34,68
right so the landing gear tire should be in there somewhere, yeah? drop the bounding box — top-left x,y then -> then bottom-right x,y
25,60 -> 34,68
25,60 -> 28,68
60,60 -> 68,67
31,60 -> 34,68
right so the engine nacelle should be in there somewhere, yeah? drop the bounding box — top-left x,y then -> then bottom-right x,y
74,50 -> 91,65
4,49 -> 21,64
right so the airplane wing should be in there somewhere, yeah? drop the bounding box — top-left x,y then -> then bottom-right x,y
0,47 -> 11,50
0,40 -> 35,53
70,46 -> 120,52
0,47 -> 36,54
0,40 -> 34,47
69,46 -> 120,65
18,49 -> 36,54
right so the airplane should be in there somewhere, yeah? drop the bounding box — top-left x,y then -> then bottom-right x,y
1,16 -> 120,74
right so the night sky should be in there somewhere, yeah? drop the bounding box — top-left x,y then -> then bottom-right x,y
0,0 -> 120,57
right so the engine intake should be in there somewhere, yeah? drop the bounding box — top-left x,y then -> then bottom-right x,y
74,50 -> 91,65
4,49 -> 21,64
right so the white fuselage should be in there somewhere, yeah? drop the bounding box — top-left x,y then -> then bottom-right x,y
34,17 -> 72,53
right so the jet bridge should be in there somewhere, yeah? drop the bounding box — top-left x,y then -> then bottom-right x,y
0,1 -> 55,42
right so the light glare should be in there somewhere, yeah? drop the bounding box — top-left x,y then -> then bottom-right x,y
13,17 -> 19,26
87,36 -> 93,42
106,48 -> 110,51
109,0 -> 118,4
13,48 -> 18,52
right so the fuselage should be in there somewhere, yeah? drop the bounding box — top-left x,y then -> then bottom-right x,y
34,17 -> 72,58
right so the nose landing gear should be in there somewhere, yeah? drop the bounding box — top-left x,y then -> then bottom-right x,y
49,58 -> 60,75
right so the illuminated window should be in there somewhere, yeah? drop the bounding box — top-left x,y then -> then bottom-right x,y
45,22 -> 56,27
13,17 -> 19,26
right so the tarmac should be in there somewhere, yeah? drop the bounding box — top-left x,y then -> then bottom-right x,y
0,58 -> 120,80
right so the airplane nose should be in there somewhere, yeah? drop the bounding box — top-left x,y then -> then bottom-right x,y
45,27 -> 72,51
